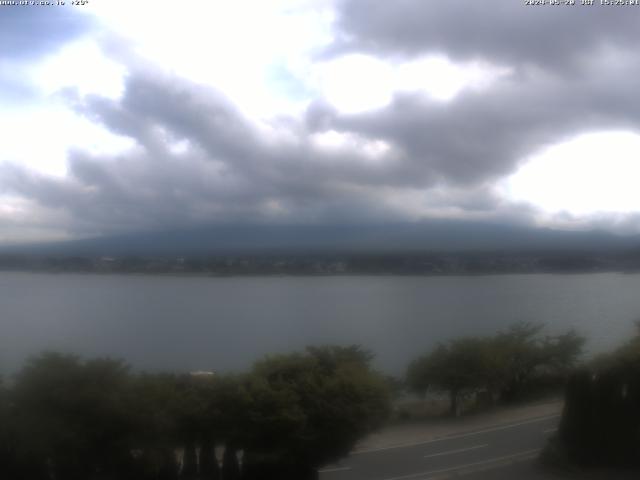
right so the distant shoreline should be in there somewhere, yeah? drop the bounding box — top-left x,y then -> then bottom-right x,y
3,249 -> 640,278
2,266 -> 640,278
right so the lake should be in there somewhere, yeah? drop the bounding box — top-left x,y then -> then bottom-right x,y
1,271 -> 639,376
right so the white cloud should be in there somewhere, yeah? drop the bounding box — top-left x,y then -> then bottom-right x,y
395,56 -> 511,101
0,194 -> 73,244
501,131 -> 640,215
313,54 -> 395,113
81,0 -> 334,119
311,129 -> 392,161
31,39 -> 126,100
311,53 -> 510,113
0,104 -> 135,177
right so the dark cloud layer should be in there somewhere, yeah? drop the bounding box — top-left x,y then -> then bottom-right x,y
323,58 -> 640,187
5,54 -> 640,236
317,0 -> 640,197
2,72 -> 426,236
3,2 -> 640,239
332,0 -> 640,70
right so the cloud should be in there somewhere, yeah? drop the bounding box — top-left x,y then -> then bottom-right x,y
319,59 -> 640,189
0,8 -> 94,106
0,7 -> 92,61
331,0 -> 640,71
3,2 -> 640,242
0,71 -> 37,104
1,71 -> 434,237
5,45 -> 640,239
314,1 -> 640,190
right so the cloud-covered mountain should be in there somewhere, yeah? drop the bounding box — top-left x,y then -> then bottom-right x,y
5,220 -> 639,258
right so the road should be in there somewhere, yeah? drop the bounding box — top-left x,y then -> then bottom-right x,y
319,414 -> 560,480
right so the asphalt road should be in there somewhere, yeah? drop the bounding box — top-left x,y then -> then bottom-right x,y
319,414 -> 560,480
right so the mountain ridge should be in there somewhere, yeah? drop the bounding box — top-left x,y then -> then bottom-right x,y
2,220 -> 639,257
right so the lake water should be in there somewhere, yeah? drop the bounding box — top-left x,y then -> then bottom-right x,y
1,272 -> 639,376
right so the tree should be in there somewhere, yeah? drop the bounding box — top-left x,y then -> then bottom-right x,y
239,345 -> 391,479
173,374 -> 213,479
127,373 -> 184,479
222,445 -> 241,480
492,322 -> 547,401
1,344 -> 440,479
198,436 -> 220,480
11,353 -> 135,480
0,375 -> 17,478
0,374 -> 50,480
493,323 -> 585,401
407,338 -> 494,416
593,320 -> 640,370
542,329 -> 586,371
200,374 -> 248,478
553,324 -> 640,469
406,323 -> 587,413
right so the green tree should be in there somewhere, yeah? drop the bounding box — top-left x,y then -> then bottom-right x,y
492,322 -> 547,401
127,373 -> 184,479
406,337 -> 494,416
553,324 -> 640,468
0,375 -> 17,478
494,323 -> 585,401
173,375 -> 213,479
542,329 -> 586,371
199,374 -> 248,479
11,353 -> 135,480
593,320 -> 640,370
239,345 -> 391,479
407,323 -> 586,412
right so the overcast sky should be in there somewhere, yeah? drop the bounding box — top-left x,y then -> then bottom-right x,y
2,0 -> 640,244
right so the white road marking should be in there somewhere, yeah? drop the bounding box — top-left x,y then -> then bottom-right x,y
423,444 -> 488,459
379,449 -> 541,480
318,466 -> 352,473
352,414 -> 559,455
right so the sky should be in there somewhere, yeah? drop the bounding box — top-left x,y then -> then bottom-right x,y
2,0 -> 640,245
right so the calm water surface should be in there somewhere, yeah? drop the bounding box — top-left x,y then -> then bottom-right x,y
1,272 -> 639,375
